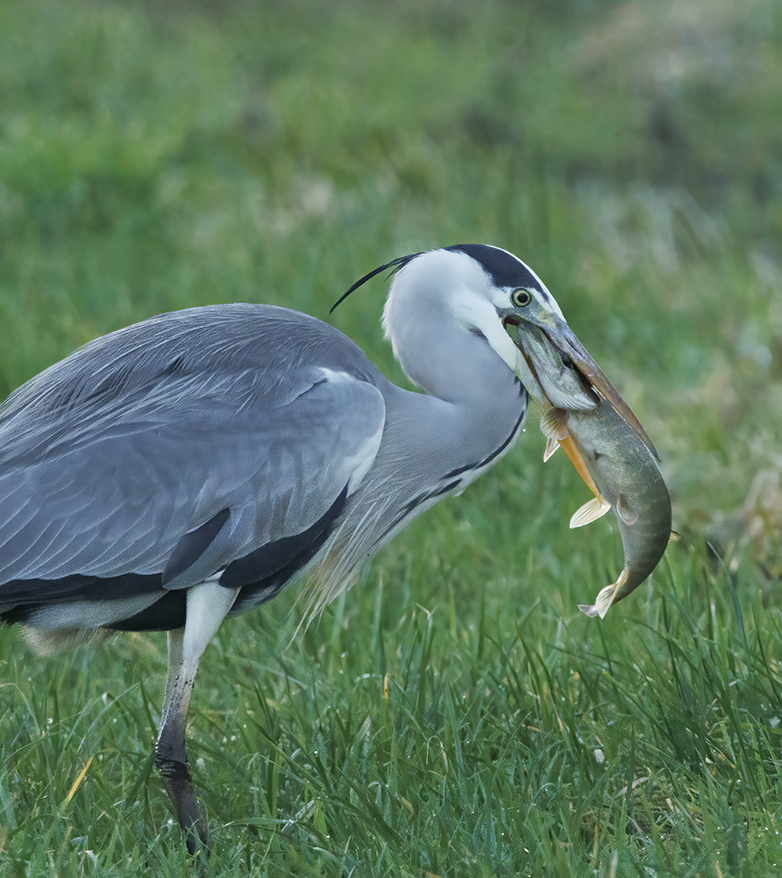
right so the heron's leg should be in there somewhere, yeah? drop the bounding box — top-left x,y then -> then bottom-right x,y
163,627 -> 184,708
155,580 -> 240,855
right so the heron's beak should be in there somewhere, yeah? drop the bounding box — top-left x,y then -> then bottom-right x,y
506,316 -> 659,461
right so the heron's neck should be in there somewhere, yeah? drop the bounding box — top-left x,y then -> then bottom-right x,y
309,340 -> 528,613
381,328 -> 527,485
393,316 -> 515,406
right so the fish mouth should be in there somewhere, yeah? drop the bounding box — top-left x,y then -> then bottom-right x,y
505,315 -> 660,460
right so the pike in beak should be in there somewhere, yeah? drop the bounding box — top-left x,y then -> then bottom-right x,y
541,398 -> 672,618
505,312 -> 671,617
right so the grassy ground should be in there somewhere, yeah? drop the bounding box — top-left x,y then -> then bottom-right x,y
1,0 -> 782,875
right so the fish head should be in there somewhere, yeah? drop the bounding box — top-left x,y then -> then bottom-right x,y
503,303 -> 659,460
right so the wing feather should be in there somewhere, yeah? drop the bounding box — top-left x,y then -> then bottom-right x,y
0,306 -> 387,614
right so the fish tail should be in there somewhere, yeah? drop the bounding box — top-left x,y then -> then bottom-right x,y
577,568 -> 630,619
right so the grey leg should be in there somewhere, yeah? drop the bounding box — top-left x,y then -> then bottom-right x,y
155,581 -> 239,855
163,628 -> 184,708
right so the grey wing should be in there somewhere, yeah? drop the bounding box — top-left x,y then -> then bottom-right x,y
0,360 -> 386,617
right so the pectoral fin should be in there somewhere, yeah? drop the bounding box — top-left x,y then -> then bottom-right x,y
544,436 -> 559,462
569,496 -> 612,528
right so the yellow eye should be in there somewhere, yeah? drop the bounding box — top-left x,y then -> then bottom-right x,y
511,288 -> 532,307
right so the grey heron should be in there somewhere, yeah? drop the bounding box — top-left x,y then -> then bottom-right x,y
0,244 -> 645,853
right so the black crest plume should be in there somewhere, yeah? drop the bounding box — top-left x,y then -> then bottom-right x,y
330,252 -> 422,313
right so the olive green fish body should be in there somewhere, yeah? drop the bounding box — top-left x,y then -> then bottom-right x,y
543,402 -> 672,617
504,318 -> 671,617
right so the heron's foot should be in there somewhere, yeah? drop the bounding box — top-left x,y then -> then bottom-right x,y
155,753 -> 209,856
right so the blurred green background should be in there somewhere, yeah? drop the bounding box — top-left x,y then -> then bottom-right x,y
1,0 -> 782,875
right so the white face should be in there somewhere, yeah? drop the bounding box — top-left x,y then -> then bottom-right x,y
400,247 -> 604,414
434,249 -> 570,393
378,244 -> 654,453
383,247 -> 552,376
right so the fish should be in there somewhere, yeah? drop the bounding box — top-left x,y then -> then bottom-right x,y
540,402 -> 672,618
504,317 -> 672,617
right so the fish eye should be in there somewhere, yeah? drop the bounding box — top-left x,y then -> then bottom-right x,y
511,288 -> 532,307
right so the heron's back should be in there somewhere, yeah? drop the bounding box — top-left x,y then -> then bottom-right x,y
0,304 -> 387,632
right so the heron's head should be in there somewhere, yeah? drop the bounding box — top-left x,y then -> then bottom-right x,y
336,244 -> 654,454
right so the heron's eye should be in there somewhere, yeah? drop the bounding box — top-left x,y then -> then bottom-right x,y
511,288 -> 532,307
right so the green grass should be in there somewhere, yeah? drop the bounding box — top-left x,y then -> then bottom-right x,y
2,0 -> 782,874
